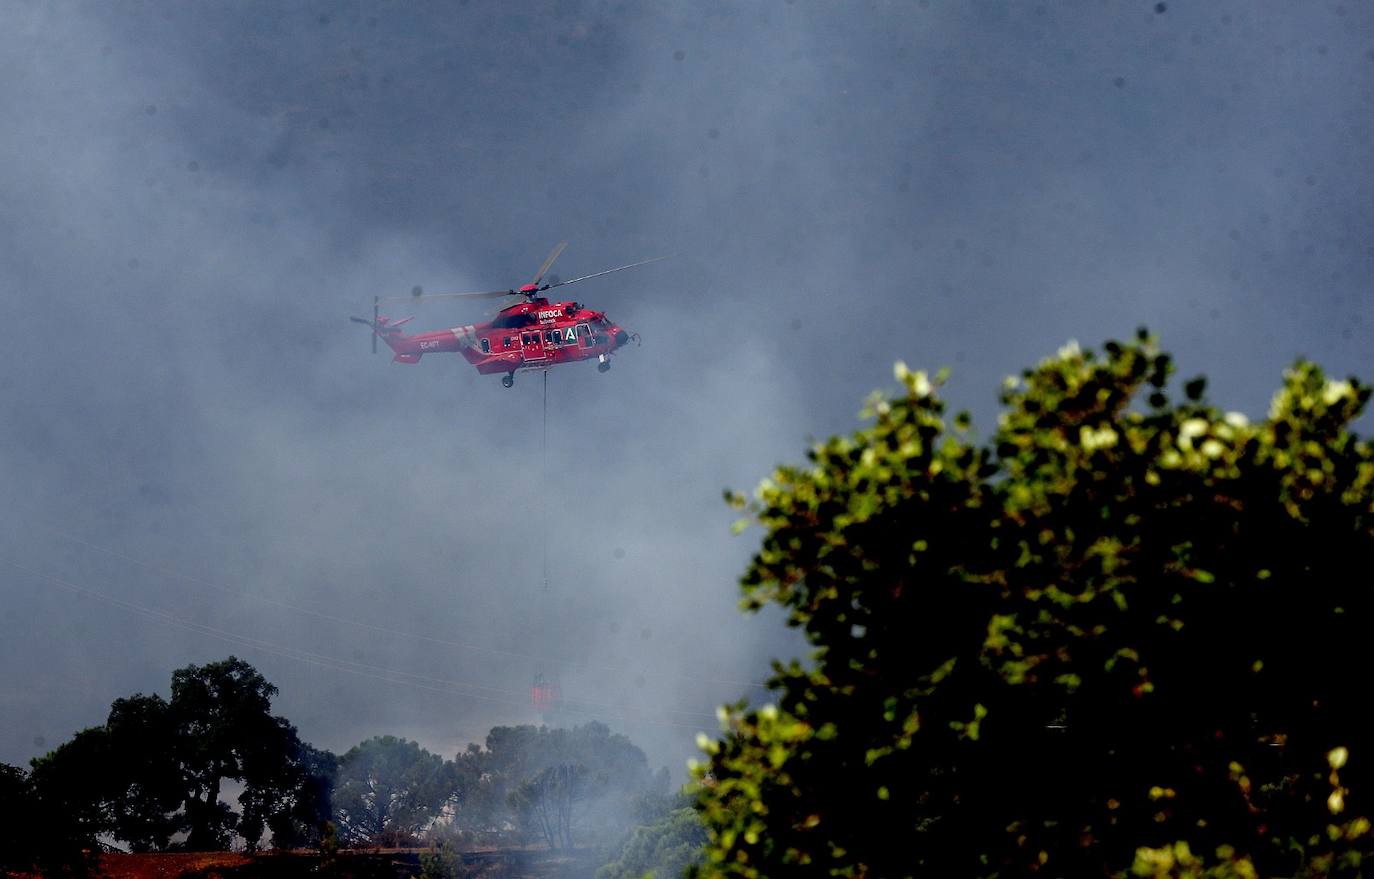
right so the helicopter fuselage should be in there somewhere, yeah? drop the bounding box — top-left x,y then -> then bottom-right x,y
371,298 -> 633,380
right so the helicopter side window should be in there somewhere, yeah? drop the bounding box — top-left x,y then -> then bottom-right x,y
576,324 -> 592,347
503,337 -> 512,349
480,338 -> 490,354
493,313 -> 535,329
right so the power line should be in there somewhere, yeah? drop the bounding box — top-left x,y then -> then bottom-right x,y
5,559 -> 728,731
34,523 -> 769,693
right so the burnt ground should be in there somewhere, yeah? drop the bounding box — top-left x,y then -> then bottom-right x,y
23,849 -> 602,879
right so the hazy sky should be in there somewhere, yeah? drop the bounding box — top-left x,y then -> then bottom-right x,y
2,0 -> 1371,775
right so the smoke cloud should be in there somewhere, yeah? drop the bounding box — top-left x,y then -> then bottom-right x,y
2,1 -> 1371,774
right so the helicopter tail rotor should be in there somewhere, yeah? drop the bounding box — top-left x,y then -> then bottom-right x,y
351,314 -> 414,355
354,296 -> 416,353
350,314 -> 377,354
351,315 -> 413,330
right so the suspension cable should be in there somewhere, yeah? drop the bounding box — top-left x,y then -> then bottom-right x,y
542,369 -> 549,593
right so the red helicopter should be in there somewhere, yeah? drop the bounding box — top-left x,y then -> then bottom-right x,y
353,242 -> 661,387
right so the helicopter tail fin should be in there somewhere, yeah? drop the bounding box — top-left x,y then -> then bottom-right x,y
351,315 -> 421,362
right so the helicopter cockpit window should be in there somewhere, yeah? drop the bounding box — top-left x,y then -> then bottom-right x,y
576,324 -> 590,338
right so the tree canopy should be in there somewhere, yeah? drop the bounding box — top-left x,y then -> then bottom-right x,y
598,792 -> 706,879
332,735 -> 458,846
1,761 -> 90,876
695,333 -> 1374,878
29,657 -> 333,852
15,658 -> 672,859
452,721 -> 663,849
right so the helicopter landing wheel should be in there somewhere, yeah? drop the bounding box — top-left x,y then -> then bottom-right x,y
597,354 -> 610,374
502,373 -> 514,388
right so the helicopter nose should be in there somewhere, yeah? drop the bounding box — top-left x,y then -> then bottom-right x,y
614,330 -> 629,348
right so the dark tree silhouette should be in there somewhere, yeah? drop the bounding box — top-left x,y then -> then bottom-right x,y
1,762 -> 83,875
104,694 -> 185,850
28,657 -> 333,852
510,763 -> 590,849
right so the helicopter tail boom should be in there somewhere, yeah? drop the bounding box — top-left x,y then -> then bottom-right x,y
448,325 -> 487,365
352,315 -> 492,366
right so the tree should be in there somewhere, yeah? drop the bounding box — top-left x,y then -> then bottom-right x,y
0,763 -> 32,872
332,735 -> 459,846
418,840 -> 472,879
0,763 -> 30,868
104,694 -> 186,851
29,697 -> 186,852
598,792 -> 706,879
510,763 -> 590,849
1,762 -> 84,876
452,721 -> 660,849
240,730 -> 338,850
695,333 -> 1374,878
171,657 -> 291,849
27,727 -> 119,850
451,725 -> 541,842
28,657 -> 334,852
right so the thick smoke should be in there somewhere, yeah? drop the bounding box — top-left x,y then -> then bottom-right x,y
2,1 -> 1371,774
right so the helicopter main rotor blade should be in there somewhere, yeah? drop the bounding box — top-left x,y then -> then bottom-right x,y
377,288 -> 516,304
541,255 -> 669,292
530,241 -> 568,287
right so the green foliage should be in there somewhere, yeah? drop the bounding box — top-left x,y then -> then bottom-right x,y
319,820 -> 340,866
28,657 -> 334,853
332,735 -> 459,846
695,334 -> 1374,878
419,841 -> 468,879
598,795 -> 706,879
